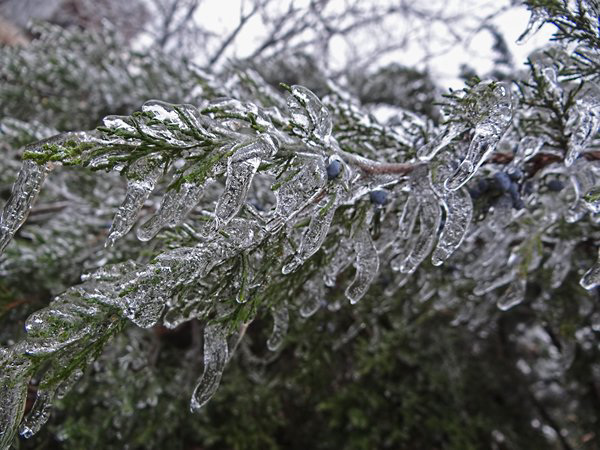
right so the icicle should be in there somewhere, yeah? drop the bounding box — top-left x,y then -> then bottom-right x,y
269,156 -> 327,231
190,324 -> 228,412
282,188 -> 340,274
398,195 -> 419,239
473,270 -> 516,296
137,181 -> 205,241
432,189 -> 473,266
580,248 -> 600,290
416,123 -> 465,161
497,277 -> 526,311
0,160 -> 51,255
215,136 -> 277,228
516,8 -> 547,45
267,303 -> 289,351
400,196 -> 441,274
345,222 -> 379,304
236,252 -> 251,304
299,279 -> 324,318
287,85 -> 332,143
19,390 -> 55,439
445,82 -> 513,191
546,240 -> 576,289
565,100 -> 600,167
323,239 -> 353,287
107,155 -> 163,246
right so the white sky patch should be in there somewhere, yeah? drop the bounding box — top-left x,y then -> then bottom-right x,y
193,0 -> 556,90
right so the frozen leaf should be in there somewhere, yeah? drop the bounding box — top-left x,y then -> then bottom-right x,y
190,324 -> 228,412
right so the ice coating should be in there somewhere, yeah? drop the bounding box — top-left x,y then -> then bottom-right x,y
0,353 -> 31,449
282,187 -> 340,275
398,167 -> 442,274
215,136 -> 277,228
0,160 -> 51,254
287,85 -> 332,143
345,221 -> 379,304
107,155 -> 164,246
267,302 -> 289,351
269,156 -> 327,230
445,82 -> 513,191
546,241 -> 576,289
137,181 -> 205,241
190,324 -> 229,411
565,99 -> 600,167
431,189 -> 473,266
323,239 -> 353,287
416,123 -> 466,161
299,279 -> 324,318
19,390 -> 55,439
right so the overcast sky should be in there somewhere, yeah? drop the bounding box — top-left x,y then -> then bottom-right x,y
193,0 -> 555,89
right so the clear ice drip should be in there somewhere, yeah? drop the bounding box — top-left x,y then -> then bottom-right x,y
323,240 -> 353,287
137,181 -> 205,241
267,303 -> 289,351
581,248 -> 600,290
299,279 -> 324,318
215,136 -> 277,228
432,189 -> 473,266
190,324 -> 228,412
565,99 -> 600,167
107,155 -> 164,246
269,156 -> 327,231
545,240 -> 576,289
0,160 -> 51,255
445,82 -> 513,191
345,221 -> 379,304
287,85 -> 332,143
497,277 -> 526,311
282,186 -> 341,274
398,167 -> 442,274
